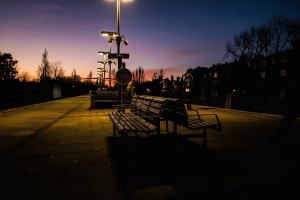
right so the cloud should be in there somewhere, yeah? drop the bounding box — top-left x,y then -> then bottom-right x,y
12,2 -> 64,27
34,3 -> 64,13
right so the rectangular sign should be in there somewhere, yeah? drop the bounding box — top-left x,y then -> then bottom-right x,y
108,53 -> 129,59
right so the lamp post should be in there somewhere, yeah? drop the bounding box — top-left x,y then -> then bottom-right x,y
111,0 -> 132,69
102,0 -> 132,107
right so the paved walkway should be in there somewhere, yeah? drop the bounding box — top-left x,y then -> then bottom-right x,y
0,95 -> 299,200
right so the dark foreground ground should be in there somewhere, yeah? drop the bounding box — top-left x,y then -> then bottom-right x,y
0,95 -> 299,200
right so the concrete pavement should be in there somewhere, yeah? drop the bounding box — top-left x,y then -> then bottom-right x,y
0,95 -> 299,199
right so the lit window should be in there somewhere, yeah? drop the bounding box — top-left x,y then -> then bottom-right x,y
260,71 -> 266,78
280,91 -> 285,99
280,69 -> 287,77
214,72 -> 218,78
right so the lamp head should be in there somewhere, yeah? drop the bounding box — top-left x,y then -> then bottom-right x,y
108,35 -> 113,43
122,35 -> 129,45
101,31 -> 118,37
98,51 -> 110,55
123,39 -> 129,45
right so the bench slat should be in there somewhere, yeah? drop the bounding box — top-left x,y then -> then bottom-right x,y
119,112 -> 156,133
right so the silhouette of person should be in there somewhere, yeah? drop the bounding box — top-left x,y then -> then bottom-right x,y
161,78 -> 168,97
267,39 -> 300,142
184,73 -> 193,109
126,80 -> 135,96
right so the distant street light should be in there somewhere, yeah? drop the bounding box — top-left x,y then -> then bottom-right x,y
98,51 -> 116,88
97,62 -> 106,88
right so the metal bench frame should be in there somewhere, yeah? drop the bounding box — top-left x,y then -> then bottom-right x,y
163,98 -> 222,148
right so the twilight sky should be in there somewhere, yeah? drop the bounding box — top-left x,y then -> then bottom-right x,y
1,0 -> 300,81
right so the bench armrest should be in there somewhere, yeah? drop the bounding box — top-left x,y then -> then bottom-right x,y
187,110 -> 222,131
111,104 -> 135,112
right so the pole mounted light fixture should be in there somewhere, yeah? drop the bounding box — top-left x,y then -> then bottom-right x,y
101,31 -> 129,46
98,51 -> 110,56
122,35 -> 129,45
101,31 -> 118,36
97,61 -> 106,65
101,31 -> 118,43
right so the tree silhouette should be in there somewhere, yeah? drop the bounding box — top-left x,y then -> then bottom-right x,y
225,14 -> 300,64
133,66 -> 145,84
37,49 -> 52,81
52,61 -> 64,80
0,52 -> 18,81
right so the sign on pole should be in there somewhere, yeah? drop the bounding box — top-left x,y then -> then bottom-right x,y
116,68 -> 132,85
108,53 -> 129,59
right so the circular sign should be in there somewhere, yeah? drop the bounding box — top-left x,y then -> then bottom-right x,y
116,68 -> 132,85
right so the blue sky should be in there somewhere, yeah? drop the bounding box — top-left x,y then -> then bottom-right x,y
1,0 -> 299,80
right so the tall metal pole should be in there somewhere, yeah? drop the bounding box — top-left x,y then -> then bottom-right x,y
109,43 -> 112,89
116,0 -> 122,105
117,0 -> 121,61
117,0 -> 120,37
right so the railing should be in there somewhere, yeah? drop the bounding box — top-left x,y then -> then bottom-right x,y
94,91 -> 131,102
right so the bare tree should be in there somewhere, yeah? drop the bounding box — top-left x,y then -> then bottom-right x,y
152,72 -> 158,80
52,61 -> 64,80
57,66 -> 65,80
269,15 -> 299,54
71,68 -> 81,83
151,69 -> 165,81
225,29 -> 252,62
158,69 -> 165,80
86,70 -> 93,84
17,71 -> 31,82
37,49 -> 52,81
133,66 -> 145,84
224,14 -> 300,64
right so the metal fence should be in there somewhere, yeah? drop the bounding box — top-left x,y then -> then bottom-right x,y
94,91 -> 131,102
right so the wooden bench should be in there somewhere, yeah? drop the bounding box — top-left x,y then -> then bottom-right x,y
163,98 -> 222,148
108,96 -> 167,136
109,95 -> 222,148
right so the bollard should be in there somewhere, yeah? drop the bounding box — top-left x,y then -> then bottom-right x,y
90,94 -> 95,108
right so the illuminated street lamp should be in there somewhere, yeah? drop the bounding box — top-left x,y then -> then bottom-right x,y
101,31 -> 118,43
101,31 -> 129,68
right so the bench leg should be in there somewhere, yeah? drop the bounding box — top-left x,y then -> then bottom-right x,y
203,128 -> 207,149
166,120 -> 169,133
113,126 -> 116,137
173,122 -> 177,134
